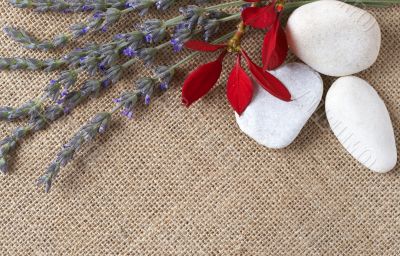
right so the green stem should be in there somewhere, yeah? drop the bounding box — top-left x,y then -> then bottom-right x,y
121,7 -> 134,14
205,1 -> 246,11
218,13 -> 242,23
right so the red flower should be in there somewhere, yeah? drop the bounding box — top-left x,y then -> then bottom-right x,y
181,40 -> 291,115
226,54 -> 254,115
241,2 -> 277,29
262,16 -> 288,70
242,0 -> 288,70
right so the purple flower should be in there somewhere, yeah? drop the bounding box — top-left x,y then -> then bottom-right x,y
57,98 -> 65,105
155,66 -> 174,90
99,63 -> 107,72
171,39 -> 183,52
114,34 -> 125,40
123,47 -> 136,57
102,79 -> 111,88
79,56 -> 87,63
82,5 -> 94,12
121,108 -> 134,119
145,34 -> 153,43
160,82 -> 168,90
93,12 -> 102,19
63,107 -> 71,114
144,94 -> 151,105
60,89 -> 68,97
81,27 -> 89,34
113,98 -> 122,103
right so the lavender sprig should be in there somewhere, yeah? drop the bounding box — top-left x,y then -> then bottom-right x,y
3,6 -> 131,50
0,105 -> 63,173
0,126 -> 31,173
37,111 -> 112,192
9,0 -> 127,12
0,57 -> 66,71
5,1 -> 245,50
0,100 -> 42,121
3,26 -> 69,50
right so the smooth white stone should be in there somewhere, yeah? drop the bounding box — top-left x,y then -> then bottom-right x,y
235,62 -> 323,149
326,76 -> 397,173
286,0 -> 381,77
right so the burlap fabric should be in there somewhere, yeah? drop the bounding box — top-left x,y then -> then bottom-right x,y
0,1 -> 399,255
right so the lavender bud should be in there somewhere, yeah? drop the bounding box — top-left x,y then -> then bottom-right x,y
0,107 -> 13,120
144,94 -> 151,105
160,82 -> 168,90
156,0 -> 175,10
12,127 -> 29,140
93,11 -> 103,19
141,19 -> 167,43
154,66 -> 175,89
137,48 -> 158,65
126,0 -> 154,16
44,105 -> 64,121
123,47 -> 136,57
62,70 -> 78,86
136,77 -> 155,104
102,8 -> 122,27
114,92 -> 139,119
62,91 -> 83,113
178,5 -> 204,30
45,80 -> 62,101
171,27 -> 191,52
70,23 -> 90,38
99,116 -> 112,134
202,19 -> 220,41
81,80 -> 101,97
3,26 -> 38,48
53,34 -> 69,47
105,65 -> 123,84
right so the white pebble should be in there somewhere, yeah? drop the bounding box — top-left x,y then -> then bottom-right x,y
326,76 -> 397,173
236,63 -> 323,149
286,0 -> 381,76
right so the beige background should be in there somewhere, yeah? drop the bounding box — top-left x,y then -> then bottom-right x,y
0,1 -> 399,255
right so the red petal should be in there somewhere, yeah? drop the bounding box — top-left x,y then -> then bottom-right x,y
184,40 -> 227,52
262,18 -> 288,70
226,54 -> 253,115
241,4 -> 277,29
182,52 -> 226,106
242,50 -> 291,102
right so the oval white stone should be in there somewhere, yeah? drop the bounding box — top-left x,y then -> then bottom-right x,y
326,76 -> 397,173
286,0 -> 381,77
235,62 -> 323,149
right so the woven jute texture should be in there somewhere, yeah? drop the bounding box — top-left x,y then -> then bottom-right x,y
0,1 -> 399,255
